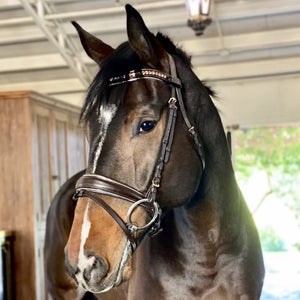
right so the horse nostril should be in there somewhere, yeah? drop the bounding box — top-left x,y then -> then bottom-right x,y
83,255 -> 109,283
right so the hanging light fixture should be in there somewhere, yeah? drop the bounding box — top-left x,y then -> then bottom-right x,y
185,0 -> 212,36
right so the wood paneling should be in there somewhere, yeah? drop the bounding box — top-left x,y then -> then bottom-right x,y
0,91 -> 86,300
0,96 -> 36,299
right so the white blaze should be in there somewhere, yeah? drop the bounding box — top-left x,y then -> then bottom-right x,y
75,202 -> 92,288
90,104 -> 117,173
78,202 -> 91,271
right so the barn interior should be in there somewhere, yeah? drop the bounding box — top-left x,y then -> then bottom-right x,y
0,1 -> 300,299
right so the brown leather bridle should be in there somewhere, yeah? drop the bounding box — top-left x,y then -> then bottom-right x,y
73,54 -> 205,251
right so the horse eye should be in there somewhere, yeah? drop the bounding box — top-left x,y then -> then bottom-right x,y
139,120 -> 157,134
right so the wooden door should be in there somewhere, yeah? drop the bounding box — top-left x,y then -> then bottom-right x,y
67,115 -> 87,177
50,111 -> 69,197
31,105 -> 52,228
30,104 -> 52,300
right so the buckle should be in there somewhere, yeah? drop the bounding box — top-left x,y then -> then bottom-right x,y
152,179 -> 160,188
73,190 -> 84,201
168,97 -> 177,104
149,207 -> 163,236
127,199 -> 160,232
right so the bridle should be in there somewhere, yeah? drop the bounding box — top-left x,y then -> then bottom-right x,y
73,54 -> 205,251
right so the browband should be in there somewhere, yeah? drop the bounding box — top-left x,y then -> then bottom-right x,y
109,69 -> 182,88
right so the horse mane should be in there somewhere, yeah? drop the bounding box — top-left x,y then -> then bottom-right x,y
156,32 -> 192,67
156,33 -> 216,98
80,32 -> 215,123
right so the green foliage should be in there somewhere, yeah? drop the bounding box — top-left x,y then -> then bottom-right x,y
235,127 -> 300,249
293,243 -> 300,251
235,127 -> 300,180
259,226 -> 286,252
235,127 -> 300,214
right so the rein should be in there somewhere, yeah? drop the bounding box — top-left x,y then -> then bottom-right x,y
74,54 -> 205,251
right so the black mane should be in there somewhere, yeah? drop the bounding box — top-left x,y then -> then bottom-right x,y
156,33 -> 192,67
80,33 -> 213,123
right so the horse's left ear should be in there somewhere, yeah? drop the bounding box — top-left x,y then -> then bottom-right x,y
126,4 -> 168,69
72,21 -> 114,66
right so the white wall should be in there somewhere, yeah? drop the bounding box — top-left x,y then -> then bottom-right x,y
211,74 -> 300,128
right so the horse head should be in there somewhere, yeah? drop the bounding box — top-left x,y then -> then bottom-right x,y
65,4 -> 209,294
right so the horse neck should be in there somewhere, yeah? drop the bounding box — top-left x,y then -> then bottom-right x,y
173,62 -> 243,249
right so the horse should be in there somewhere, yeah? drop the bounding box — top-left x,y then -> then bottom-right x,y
44,4 -> 264,300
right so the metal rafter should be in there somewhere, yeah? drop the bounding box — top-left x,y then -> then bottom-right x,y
3,26 -> 300,73
2,0 -> 300,27
19,0 -> 93,87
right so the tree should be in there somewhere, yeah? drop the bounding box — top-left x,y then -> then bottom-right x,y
235,127 -> 300,236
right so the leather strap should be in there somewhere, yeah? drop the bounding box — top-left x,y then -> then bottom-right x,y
76,174 -> 156,214
76,174 -> 145,203
147,93 -> 178,202
168,54 -> 206,170
76,190 -> 137,249
74,54 -> 206,251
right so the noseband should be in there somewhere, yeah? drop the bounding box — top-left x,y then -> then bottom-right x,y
74,54 -> 205,251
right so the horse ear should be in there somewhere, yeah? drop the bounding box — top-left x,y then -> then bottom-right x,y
125,4 -> 168,68
72,21 -> 114,66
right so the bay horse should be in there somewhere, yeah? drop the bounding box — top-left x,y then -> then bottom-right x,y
44,4 -> 264,300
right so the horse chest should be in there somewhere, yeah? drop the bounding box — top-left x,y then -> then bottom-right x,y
127,233 -> 219,300
157,247 -> 219,299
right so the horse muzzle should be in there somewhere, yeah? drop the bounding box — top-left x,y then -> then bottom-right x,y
65,241 -> 133,293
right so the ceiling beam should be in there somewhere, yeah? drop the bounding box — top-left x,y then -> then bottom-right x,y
0,53 -> 66,72
1,0 -> 300,29
182,27 -> 300,56
1,56 -> 300,96
2,27 -> 300,73
216,0 -> 300,20
0,78 -> 84,93
0,25 -> 45,44
0,0 -> 183,26
195,56 -> 300,81
0,0 -> 22,10
45,0 -> 184,21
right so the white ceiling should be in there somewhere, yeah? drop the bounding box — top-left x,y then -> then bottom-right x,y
1,0 -> 300,106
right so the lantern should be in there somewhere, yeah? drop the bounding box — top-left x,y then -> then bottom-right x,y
185,0 -> 212,35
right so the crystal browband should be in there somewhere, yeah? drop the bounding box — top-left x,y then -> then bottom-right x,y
109,69 -> 181,87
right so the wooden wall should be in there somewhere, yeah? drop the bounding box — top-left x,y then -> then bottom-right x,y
0,91 -> 85,299
0,93 -> 36,299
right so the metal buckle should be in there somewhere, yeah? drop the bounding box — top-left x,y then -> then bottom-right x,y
127,199 -> 160,232
152,179 -> 160,188
148,208 -> 163,236
73,190 -> 84,201
168,97 -> 177,104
